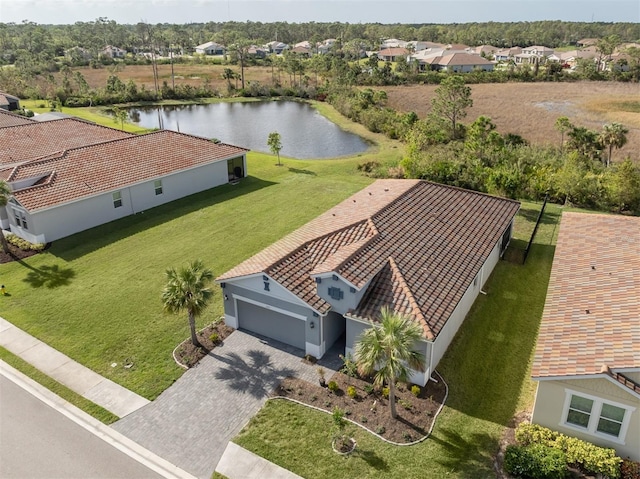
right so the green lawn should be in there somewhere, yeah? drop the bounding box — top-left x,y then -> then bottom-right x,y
0,149 -> 395,399
0,347 -> 118,424
233,201 -> 562,479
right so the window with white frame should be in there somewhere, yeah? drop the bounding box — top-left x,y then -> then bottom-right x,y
562,389 -> 635,442
113,191 -> 122,208
20,213 -> 28,230
14,211 -> 21,227
154,179 -> 163,195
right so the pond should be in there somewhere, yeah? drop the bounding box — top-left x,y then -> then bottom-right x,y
125,100 -> 369,159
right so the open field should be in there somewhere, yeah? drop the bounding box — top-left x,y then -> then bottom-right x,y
234,201 -> 562,478
385,82 -> 640,161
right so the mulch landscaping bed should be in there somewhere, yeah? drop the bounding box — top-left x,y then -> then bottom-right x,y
0,244 -> 40,264
174,322 -> 235,368
273,371 -> 447,444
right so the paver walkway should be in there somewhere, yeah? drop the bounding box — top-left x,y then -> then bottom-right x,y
112,330 -> 342,479
216,442 -> 303,479
0,316 -> 149,418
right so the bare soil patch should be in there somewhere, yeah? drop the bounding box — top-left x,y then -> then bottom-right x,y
273,371 -> 447,444
385,82 -> 640,161
174,322 -> 234,368
0,244 -> 40,264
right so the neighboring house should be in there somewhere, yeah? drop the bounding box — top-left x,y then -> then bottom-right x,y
0,130 -> 248,243
577,38 -> 599,47
377,47 -> 409,62
427,52 -> 495,73
406,40 -> 443,52
494,47 -> 522,62
290,46 -> 311,57
447,43 -> 470,51
0,109 -> 34,127
470,44 -> 499,57
65,46 -> 93,61
195,41 -> 226,55
0,91 -> 20,111
317,39 -> 337,54
515,45 -> 555,64
531,212 -> 640,462
217,180 -> 519,386
552,49 -> 598,69
33,112 -> 76,122
247,45 -> 267,59
266,41 -> 289,54
381,38 -> 408,49
101,45 -> 126,59
0,118 -> 132,169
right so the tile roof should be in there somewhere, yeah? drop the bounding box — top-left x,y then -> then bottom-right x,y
532,213 -> 640,379
439,53 -> 493,66
219,180 -> 520,339
0,109 -> 36,128
4,130 -> 248,212
0,118 -> 132,167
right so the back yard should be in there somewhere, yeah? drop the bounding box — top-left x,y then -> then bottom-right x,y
232,200 -> 563,478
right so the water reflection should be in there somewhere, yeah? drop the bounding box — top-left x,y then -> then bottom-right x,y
126,100 -> 369,159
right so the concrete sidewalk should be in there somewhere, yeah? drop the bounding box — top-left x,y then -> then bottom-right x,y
0,316 -> 149,418
216,442 -> 303,479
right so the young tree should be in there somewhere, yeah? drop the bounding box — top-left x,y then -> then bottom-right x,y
554,116 -> 572,152
161,259 -> 213,347
267,131 -> 283,166
355,307 -> 425,419
0,180 -> 11,254
112,107 -> 127,130
599,122 -> 628,167
431,75 -> 473,140
222,68 -> 235,92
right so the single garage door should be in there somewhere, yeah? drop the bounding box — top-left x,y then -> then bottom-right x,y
237,300 -> 306,350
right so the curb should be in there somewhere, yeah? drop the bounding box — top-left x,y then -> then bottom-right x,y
0,360 -> 198,479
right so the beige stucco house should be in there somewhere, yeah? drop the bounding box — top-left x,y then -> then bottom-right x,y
531,212 -> 640,461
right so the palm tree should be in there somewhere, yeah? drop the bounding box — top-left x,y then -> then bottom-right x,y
554,116 -> 572,152
599,122 -> 629,167
161,259 -> 213,347
0,180 -> 11,254
355,307 -> 425,419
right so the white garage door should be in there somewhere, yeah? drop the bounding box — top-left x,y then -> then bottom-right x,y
237,300 -> 306,350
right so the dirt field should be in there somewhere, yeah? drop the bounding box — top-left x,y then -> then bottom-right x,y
385,82 -> 640,161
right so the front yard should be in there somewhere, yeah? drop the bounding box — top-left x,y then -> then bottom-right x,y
232,202 -> 562,478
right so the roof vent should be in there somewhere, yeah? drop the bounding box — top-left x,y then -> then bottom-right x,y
585,309 -> 590,314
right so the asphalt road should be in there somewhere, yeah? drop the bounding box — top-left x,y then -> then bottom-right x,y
0,375 -> 162,479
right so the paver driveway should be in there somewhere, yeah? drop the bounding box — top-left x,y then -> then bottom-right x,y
112,330 -> 341,479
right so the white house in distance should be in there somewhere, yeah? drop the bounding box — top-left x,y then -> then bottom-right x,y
1,119 -> 248,244
531,212 -> 640,461
195,41 -> 226,55
217,180 -> 519,386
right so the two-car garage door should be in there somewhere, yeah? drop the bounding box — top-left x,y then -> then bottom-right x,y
237,300 -> 306,350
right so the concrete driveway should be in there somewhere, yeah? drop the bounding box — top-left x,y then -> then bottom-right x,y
112,331 -> 341,479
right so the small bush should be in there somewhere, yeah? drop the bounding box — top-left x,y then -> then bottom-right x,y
621,459 -> 640,479
504,444 -> 567,479
310,394 -> 317,402
360,416 -> 368,423
208,332 -> 219,343
382,387 -> 390,398
411,385 -> 421,397
399,399 -> 413,410
347,385 -> 357,399
403,432 -> 413,442
376,425 -> 386,435
5,233 -> 46,251
363,384 -> 375,395
327,381 -> 339,393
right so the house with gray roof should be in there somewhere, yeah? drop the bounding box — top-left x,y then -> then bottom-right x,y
217,180 -> 519,386
0,91 -> 20,111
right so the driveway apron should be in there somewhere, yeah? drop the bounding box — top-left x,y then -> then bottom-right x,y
112,330 -> 341,479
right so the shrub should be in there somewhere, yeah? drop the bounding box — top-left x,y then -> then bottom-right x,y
411,385 -> 421,397
363,384 -> 375,395
208,332 -> 219,343
5,233 -> 46,252
360,416 -> 368,423
399,399 -> 412,410
621,459 -> 640,479
504,444 -> 567,479
327,381 -> 339,393
382,387 -> 390,398
347,385 -> 357,399
375,426 -> 385,435
515,423 -> 622,478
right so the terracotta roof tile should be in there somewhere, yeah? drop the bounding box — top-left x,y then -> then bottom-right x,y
532,213 -> 640,379
0,109 -> 36,128
219,180 -> 520,339
8,130 -> 248,212
0,118 -> 132,166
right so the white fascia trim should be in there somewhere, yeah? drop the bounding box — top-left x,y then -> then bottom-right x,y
560,388 -> 636,445
27,153 -> 246,214
232,293 -> 308,321
534,374 -> 640,400
219,273 -> 324,316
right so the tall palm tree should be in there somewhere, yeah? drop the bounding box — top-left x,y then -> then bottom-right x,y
161,259 -> 213,347
355,307 -> 425,419
599,122 -> 629,167
0,180 -> 11,254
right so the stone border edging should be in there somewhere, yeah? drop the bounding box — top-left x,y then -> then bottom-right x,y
269,370 -> 449,447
